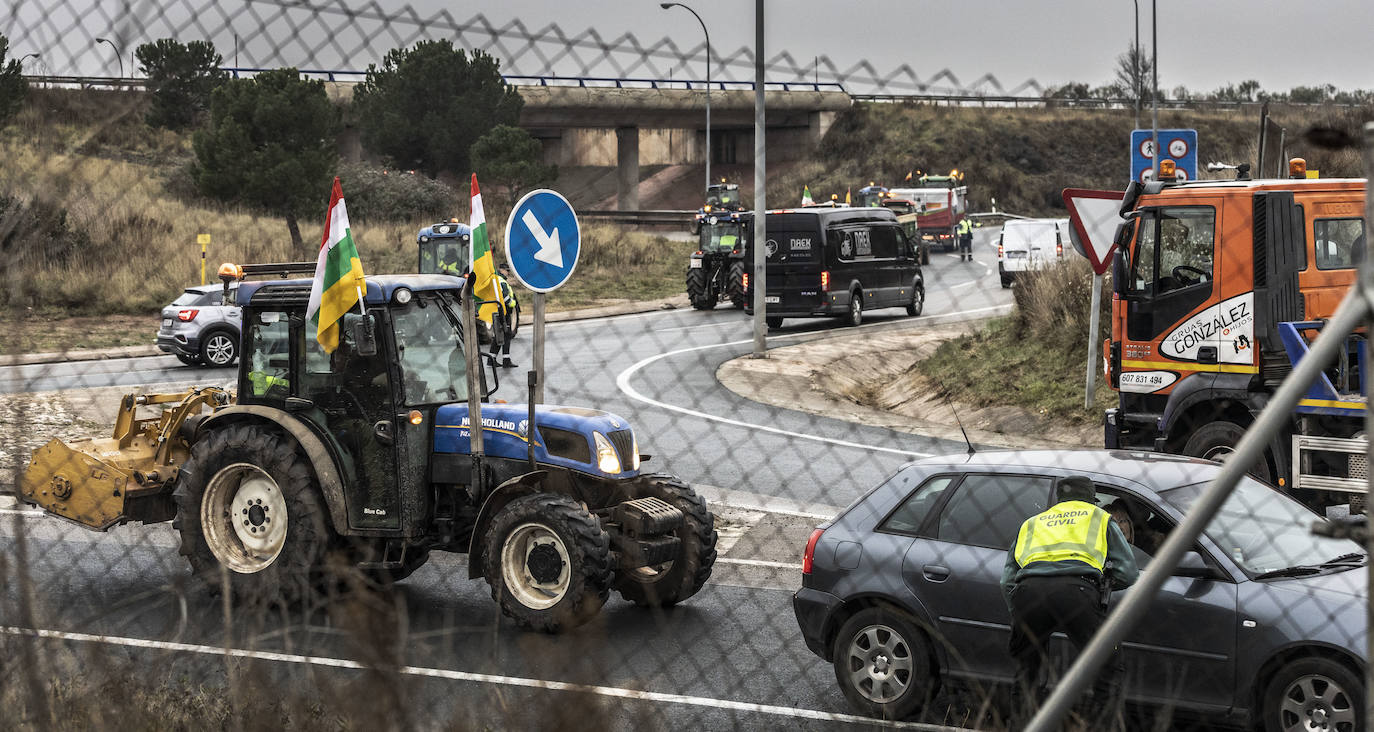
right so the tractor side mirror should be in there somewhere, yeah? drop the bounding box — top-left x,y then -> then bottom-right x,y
353,315 -> 378,357
481,353 -> 500,398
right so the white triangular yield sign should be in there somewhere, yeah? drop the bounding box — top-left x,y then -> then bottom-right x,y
1062,188 -> 1127,275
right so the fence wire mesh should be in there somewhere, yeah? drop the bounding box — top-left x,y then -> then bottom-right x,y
1,2 -> 1372,731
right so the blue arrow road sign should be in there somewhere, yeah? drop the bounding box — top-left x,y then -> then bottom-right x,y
504,189 -> 581,293
1131,129 -> 1198,184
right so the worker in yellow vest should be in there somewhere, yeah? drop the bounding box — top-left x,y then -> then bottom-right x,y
1000,476 -> 1138,726
956,217 -> 974,261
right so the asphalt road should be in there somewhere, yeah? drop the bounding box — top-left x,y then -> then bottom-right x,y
0,241 -> 1011,729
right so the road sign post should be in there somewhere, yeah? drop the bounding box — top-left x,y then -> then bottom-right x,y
197,233 -> 211,284
1063,189 -> 1128,409
505,189 -> 581,406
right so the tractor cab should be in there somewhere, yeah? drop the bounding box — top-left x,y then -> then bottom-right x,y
705,182 -> 744,211
418,220 -> 472,276
698,211 -> 752,254
855,183 -> 889,208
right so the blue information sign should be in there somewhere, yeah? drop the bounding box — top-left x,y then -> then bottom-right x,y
1131,129 -> 1198,184
504,189 -> 581,293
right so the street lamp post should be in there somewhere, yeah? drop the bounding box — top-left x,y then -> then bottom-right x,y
1151,0 -> 1159,181
1132,0 -> 1140,130
95,37 -> 124,79
661,2 -> 710,196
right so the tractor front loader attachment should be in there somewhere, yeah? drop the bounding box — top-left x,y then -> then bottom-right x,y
19,387 -> 231,530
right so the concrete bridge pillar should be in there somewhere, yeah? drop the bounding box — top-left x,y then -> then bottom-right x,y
617,126 -> 640,211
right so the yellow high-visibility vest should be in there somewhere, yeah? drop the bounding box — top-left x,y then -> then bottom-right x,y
957,219 -> 973,235
1013,500 -> 1109,571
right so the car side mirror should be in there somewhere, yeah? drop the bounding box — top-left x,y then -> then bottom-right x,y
1171,550 -> 1216,579
353,315 -> 378,357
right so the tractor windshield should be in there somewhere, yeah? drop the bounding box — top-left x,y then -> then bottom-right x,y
419,237 -> 470,276
706,184 -> 740,207
391,291 -> 469,405
699,220 -> 745,253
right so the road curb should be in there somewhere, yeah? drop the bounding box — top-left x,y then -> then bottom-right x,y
0,296 -> 688,367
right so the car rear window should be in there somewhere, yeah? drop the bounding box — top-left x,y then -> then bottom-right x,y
173,289 -> 221,307
936,474 -> 1051,549
1002,221 -> 1059,249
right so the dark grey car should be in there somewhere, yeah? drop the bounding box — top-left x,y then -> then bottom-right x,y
793,450 -> 1367,730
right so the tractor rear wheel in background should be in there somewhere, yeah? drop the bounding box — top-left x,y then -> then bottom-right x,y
687,266 -> 715,310
173,424 -> 333,604
483,493 -> 613,633
615,475 -> 717,607
728,261 -> 747,310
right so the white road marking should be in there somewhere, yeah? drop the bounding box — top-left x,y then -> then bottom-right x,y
1,626 -> 946,730
1,509 -> 41,516
717,557 -> 803,570
616,304 -> 1010,459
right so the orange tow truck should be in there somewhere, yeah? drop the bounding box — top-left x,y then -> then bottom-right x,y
1105,160 -> 1368,506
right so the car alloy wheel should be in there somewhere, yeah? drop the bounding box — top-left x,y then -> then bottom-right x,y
844,622 -> 914,704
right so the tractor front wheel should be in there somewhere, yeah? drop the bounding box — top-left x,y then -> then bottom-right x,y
615,475 -> 718,607
483,493 -> 613,632
173,424 -> 332,603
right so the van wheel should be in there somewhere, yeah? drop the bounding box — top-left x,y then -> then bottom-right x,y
766,316 -> 783,329
906,282 -> 924,317
846,292 -> 863,327
1000,276 -> 1013,289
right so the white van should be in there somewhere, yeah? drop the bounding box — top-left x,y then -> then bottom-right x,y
997,217 -> 1069,288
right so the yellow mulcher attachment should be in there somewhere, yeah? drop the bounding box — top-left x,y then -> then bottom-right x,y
19,387 -> 232,530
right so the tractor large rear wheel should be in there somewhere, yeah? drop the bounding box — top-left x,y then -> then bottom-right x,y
483,493 -> 613,632
728,261 -> 747,310
687,266 -> 715,310
173,424 -> 332,603
615,475 -> 718,607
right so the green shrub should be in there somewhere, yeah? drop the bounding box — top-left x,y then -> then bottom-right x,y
335,162 -> 461,222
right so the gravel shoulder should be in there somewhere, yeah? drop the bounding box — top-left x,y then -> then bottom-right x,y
717,322 -> 1100,450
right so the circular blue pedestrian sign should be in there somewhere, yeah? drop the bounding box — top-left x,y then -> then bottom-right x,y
504,189 -> 580,293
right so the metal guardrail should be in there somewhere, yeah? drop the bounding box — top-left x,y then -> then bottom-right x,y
852,93 -> 1369,110
579,209 -> 694,227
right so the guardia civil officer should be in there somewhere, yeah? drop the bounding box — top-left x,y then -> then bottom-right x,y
956,217 -> 974,261
1000,475 -> 1138,726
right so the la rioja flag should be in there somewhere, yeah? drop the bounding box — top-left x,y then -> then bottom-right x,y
306,177 -> 366,353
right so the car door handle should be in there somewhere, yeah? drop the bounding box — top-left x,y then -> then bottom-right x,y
922,565 -> 950,582
1197,346 -> 1218,364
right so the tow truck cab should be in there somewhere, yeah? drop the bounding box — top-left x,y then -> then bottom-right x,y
1105,173 -> 1366,494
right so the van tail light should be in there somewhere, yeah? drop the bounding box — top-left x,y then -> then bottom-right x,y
1057,242 -> 1063,257
177,309 -> 199,322
820,270 -> 830,292
802,527 -> 825,574
742,272 -> 750,291
998,243 -> 1004,258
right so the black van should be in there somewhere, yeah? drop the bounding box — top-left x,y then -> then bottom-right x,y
743,208 -> 924,327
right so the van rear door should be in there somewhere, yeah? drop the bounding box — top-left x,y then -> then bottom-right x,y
763,215 -> 825,312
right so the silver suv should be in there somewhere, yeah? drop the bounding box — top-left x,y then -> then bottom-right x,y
156,283 -> 241,367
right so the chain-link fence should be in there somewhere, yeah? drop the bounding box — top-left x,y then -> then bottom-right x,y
2,2 -> 1373,731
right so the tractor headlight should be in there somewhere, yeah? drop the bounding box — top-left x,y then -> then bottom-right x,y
593,431 -> 621,474
631,434 -> 640,471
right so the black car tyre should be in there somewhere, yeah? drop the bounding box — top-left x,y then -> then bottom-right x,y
176,353 -> 201,366
833,606 -> 936,720
483,493 -> 612,633
614,475 -> 717,607
728,261 -> 747,310
1000,276 -> 1013,289
687,266 -> 715,310
906,281 -> 925,317
173,424 -> 332,604
766,316 -> 784,329
1261,656 -> 1362,732
1182,420 -> 1275,485
846,292 -> 863,327
200,329 -> 238,367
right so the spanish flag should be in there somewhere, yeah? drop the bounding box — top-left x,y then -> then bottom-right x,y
306,177 -> 365,353
469,174 -> 500,325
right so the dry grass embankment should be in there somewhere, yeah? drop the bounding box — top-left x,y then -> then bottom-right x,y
0,90 -> 690,350
913,258 -> 1115,426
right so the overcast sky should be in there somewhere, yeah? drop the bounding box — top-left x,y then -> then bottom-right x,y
9,0 -> 1372,95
